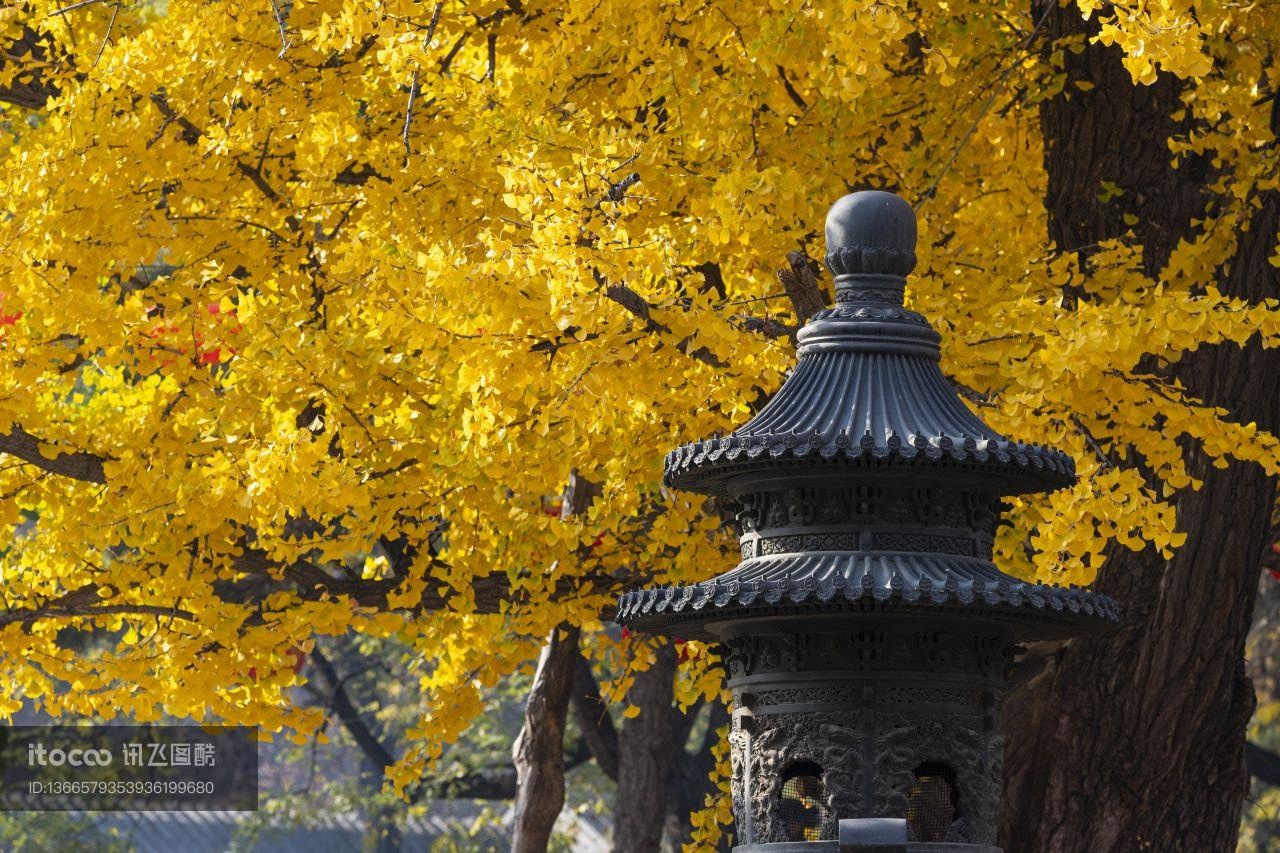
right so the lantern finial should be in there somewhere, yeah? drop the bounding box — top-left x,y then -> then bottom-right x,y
824,190 -> 918,296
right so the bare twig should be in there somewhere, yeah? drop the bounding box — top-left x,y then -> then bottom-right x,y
423,1 -> 444,46
367,458 -> 419,481
402,69 -> 419,155
486,33 -> 497,81
727,291 -> 788,306
713,5 -> 747,49
1070,414 -> 1116,470
267,0 -> 293,57
94,1 -> 121,65
555,363 -> 596,406
916,4 -> 1055,209
50,0 -> 111,16
776,64 -> 808,111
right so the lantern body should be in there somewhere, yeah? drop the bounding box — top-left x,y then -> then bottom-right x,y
724,617 -> 1009,847
617,191 -> 1115,851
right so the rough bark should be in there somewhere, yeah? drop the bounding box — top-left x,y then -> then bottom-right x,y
1002,4 -> 1280,851
613,641 -> 681,853
776,250 -> 827,321
512,625 -> 581,853
561,469 -> 604,518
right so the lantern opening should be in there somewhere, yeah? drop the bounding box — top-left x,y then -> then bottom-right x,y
779,760 -> 827,842
907,761 -> 959,843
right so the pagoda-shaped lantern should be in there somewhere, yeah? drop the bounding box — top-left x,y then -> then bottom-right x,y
617,191 -> 1116,851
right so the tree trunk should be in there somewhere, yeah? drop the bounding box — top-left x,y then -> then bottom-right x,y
1002,4 -> 1280,850
613,641 -> 680,852
512,625 -> 581,853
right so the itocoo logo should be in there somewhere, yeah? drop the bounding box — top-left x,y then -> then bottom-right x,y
27,743 -> 113,767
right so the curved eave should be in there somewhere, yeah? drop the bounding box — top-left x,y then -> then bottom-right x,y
616,552 -> 1116,642
663,434 -> 1076,497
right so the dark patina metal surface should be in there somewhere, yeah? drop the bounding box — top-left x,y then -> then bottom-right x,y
617,190 -> 1116,849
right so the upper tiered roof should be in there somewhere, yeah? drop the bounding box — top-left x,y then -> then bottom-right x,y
618,190 -> 1115,638
663,191 -> 1075,499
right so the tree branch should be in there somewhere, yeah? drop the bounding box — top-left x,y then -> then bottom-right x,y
776,65 -> 808,111
0,601 -> 194,629
570,650 -> 619,781
51,0 -> 112,15
0,427 -> 629,619
419,736 -> 591,800
402,70 -> 419,155
602,282 -> 725,368
0,23 -> 64,110
94,1 -> 121,66
310,645 -> 396,769
267,0 -> 293,57
0,425 -> 108,484
776,249 -> 826,320
149,92 -> 202,144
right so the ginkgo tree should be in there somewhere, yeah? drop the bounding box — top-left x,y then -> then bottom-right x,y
1,0 -> 1279,850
